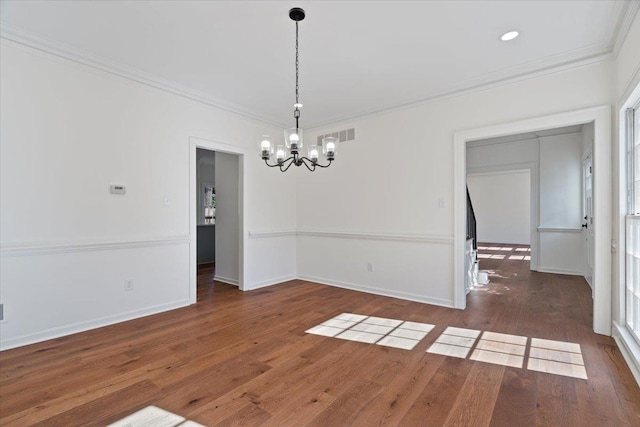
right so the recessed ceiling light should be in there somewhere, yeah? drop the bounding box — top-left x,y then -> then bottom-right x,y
500,30 -> 519,41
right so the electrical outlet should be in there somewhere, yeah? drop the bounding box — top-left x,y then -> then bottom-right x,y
124,279 -> 134,291
438,197 -> 445,208
367,263 -> 374,272
0,304 -> 4,322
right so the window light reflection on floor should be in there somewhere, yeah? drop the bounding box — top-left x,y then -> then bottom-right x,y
469,331 -> 527,368
527,338 -> 587,379
426,327 -> 480,359
306,315 -> 588,380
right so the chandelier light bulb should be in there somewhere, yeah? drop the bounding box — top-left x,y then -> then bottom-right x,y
290,133 -> 299,142
309,146 -> 319,162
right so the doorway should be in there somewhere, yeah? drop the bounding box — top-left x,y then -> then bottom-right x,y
454,106 -> 612,335
189,137 -> 245,303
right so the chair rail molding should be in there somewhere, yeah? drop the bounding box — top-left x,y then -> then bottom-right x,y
0,235 -> 190,257
296,230 -> 454,245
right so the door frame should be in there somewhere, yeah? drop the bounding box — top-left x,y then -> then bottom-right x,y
454,105 -> 612,336
189,136 -> 246,303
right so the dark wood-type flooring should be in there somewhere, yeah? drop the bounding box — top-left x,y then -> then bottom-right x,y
1,250 -> 639,426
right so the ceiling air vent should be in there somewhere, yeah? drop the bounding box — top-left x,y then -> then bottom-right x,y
317,128 -> 356,145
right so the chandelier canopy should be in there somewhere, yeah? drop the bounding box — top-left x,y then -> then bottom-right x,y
258,7 -> 336,172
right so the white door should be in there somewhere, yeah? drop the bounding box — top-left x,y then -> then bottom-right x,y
583,153 -> 593,286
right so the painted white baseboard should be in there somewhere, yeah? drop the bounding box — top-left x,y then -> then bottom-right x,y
213,275 -> 239,286
246,274 -> 297,291
535,267 -> 584,276
612,321 -> 640,388
0,298 -> 191,351
297,274 -> 454,308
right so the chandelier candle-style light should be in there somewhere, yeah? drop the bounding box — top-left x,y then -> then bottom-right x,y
259,7 -> 337,172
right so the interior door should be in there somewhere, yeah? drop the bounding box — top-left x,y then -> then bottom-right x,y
583,153 -> 593,286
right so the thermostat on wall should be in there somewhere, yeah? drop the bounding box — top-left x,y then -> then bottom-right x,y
110,185 -> 126,195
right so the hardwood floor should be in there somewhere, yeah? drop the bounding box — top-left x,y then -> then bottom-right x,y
1,248 -> 639,426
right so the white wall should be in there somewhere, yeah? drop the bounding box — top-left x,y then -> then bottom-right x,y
467,171 -> 531,245
538,132 -> 584,275
214,152 -> 240,284
467,138 -> 538,169
298,59 -> 612,307
582,121 -> 594,157
0,39 -> 297,350
539,133 -> 583,228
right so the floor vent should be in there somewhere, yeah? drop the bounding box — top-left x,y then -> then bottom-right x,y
317,128 -> 356,145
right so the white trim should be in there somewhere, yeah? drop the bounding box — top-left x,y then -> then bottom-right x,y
189,136 -> 246,302
617,75 -> 640,364
466,168 -> 531,177
536,267 -> 585,276
297,275 -> 454,309
612,1 -> 640,56
455,105 -> 612,337
612,321 -> 640,387
246,274 -> 297,291
297,230 -> 454,245
0,235 -> 189,257
0,298 -> 191,351
213,275 -> 239,286
537,227 -> 583,233
0,25 -> 287,128
248,230 -> 297,239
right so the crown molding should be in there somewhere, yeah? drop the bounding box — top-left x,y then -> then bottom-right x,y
0,24 -> 288,129
612,0 -> 640,56
306,48 -> 614,130
3,0 -> 637,133
304,1 -> 640,129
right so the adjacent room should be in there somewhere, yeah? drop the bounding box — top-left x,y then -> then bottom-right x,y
1,1 -> 640,426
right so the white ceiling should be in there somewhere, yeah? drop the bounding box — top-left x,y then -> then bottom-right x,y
0,1 -> 636,128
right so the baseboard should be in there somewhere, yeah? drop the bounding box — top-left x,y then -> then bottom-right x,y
612,321 -> 640,388
0,299 -> 191,351
297,274 -> 454,308
245,275 -> 297,291
535,267 -> 584,276
214,275 -> 239,286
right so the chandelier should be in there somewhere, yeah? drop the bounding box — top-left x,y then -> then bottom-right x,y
258,7 -> 337,172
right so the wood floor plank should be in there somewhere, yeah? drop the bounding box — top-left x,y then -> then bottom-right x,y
1,247 -> 639,426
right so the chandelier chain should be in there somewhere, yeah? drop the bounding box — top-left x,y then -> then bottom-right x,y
295,21 -> 299,106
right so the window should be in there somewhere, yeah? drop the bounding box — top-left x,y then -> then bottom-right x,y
203,185 -> 215,225
625,103 -> 640,345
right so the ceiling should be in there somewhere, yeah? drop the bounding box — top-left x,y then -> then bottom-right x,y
0,1 -> 636,128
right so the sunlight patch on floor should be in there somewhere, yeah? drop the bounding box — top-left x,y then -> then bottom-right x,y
108,406 -> 205,427
306,315 -> 588,380
306,313 -> 435,350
